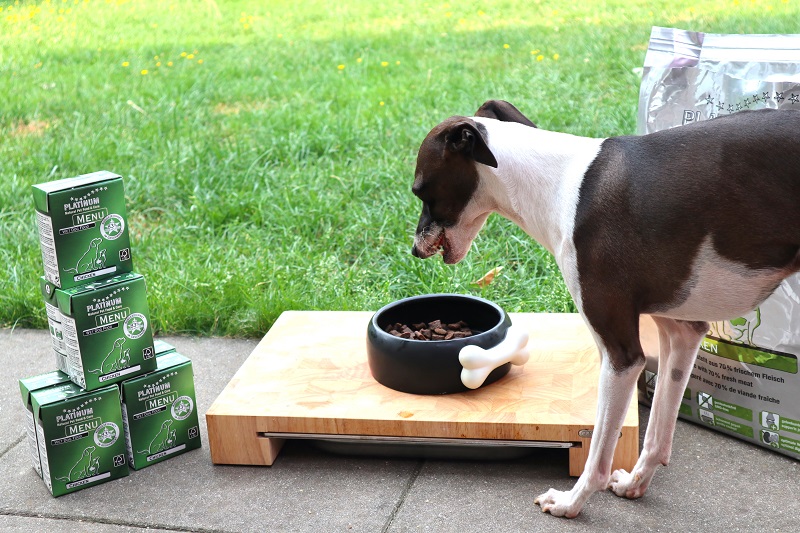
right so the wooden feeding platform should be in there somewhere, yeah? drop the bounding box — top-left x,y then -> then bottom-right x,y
206,312 -> 642,476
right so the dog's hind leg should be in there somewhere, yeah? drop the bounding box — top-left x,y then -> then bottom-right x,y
535,311 -> 645,518
608,316 -> 706,499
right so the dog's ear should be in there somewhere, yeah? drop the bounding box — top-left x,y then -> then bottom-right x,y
475,100 -> 537,128
445,121 -> 498,169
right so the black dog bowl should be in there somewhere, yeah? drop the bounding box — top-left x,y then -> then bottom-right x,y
367,294 -> 517,395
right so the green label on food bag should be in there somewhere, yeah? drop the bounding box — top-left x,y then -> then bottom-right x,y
701,336 -> 798,374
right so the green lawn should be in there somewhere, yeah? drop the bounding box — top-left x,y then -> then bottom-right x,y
2,0 -> 798,337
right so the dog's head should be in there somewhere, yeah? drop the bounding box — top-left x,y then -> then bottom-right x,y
411,100 -> 536,264
411,116 -> 498,264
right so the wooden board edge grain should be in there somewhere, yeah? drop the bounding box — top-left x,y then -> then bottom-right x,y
567,426 -> 639,477
206,412 -> 284,465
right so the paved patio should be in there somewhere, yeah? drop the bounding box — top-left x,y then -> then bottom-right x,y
2,327 -> 798,532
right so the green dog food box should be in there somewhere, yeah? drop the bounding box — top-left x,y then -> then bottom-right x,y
33,171 -> 133,290
30,381 -> 129,496
53,272 -> 156,390
120,350 -> 202,469
19,370 -> 73,478
39,277 -> 70,375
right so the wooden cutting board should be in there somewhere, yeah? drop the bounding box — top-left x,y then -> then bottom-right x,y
206,312 -> 645,476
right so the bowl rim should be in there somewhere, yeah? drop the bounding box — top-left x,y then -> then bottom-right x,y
370,293 -> 507,344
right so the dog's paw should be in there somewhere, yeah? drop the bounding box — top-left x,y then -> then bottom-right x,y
608,468 -> 648,499
534,488 -> 582,518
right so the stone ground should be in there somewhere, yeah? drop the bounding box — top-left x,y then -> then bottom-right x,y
2,327 -> 798,532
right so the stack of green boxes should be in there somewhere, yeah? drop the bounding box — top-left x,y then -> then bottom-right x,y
19,171 -> 201,497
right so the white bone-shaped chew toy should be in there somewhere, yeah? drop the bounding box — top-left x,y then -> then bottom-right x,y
459,325 -> 530,389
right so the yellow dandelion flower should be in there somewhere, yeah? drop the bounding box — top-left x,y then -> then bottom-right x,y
180,52 -> 187,57
379,101 -> 385,106
356,57 -> 363,63
156,62 -> 161,67
536,55 -> 544,61
122,61 -> 129,67
553,53 -> 560,60
395,60 -> 400,65
337,64 -> 345,70
141,69 -> 148,75
531,49 -> 540,55
154,55 -> 159,60
503,44 -> 509,49
197,59 -> 203,64
167,61 -> 173,67
187,54 -> 194,59
381,61 -> 388,67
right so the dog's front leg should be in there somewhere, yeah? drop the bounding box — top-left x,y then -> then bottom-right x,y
608,317 -> 706,499
535,348 -> 644,518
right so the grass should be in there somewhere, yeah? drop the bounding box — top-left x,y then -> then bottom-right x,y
2,0 -> 799,337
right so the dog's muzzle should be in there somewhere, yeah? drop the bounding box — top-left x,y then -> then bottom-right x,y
411,226 -> 447,260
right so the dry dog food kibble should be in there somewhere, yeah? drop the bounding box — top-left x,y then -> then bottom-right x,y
385,320 -> 474,341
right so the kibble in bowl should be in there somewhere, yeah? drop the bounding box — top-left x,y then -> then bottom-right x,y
366,294 -> 513,394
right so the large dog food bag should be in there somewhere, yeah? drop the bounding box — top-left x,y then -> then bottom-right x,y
637,26 -> 800,460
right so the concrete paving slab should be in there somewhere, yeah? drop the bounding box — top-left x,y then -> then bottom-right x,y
0,515 -> 177,533
386,409 -> 800,532
0,438 -> 422,531
0,328 -> 55,454
3,327 -> 800,532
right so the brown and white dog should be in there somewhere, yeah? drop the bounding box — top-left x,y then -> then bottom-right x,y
411,100 -> 800,518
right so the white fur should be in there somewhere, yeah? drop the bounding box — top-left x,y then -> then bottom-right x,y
466,119 -> 603,321
655,235 -> 788,321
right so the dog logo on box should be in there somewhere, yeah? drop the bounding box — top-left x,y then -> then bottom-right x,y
63,238 -> 106,276
55,446 -> 98,483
